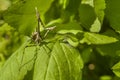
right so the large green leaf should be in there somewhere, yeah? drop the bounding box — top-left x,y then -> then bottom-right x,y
3,0 -> 53,35
33,42 -> 83,80
80,32 -> 118,45
0,41 -> 83,80
105,0 -> 120,33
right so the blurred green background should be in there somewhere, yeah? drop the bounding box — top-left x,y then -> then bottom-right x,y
1,0 -> 120,80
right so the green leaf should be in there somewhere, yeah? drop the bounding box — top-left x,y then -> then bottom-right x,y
95,29 -> 120,56
112,62 -> 120,77
96,40 -> 120,56
94,0 -> 106,23
90,17 -> 101,32
81,47 -> 92,63
56,21 -> 83,35
65,35 -> 79,47
3,0 -> 53,35
80,32 -> 118,45
90,0 -> 106,32
100,75 -> 112,80
0,41 -> 35,80
66,38 -> 79,47
33,42 -> 83,80
80,0 -> 106,32
105,0 -> 120,33
79,4 -> 96,30
96,41 -> 120,56
65,0 -> 81,14
0,41 -> 83,80
62,0 -> 81,22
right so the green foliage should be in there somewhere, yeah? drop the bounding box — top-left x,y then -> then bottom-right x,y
79,4 -> 96,30
0,41 -> 83,80
80,32 -> 118,45
0,23 -> 24,62
3,0 -> 54,35
112,62 -> 120,77
105,0 -> 120,33
0,0 -> 120,80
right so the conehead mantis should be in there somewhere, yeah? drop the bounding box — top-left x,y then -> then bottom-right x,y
31,7 -> 56,44
19,7 -> 56,70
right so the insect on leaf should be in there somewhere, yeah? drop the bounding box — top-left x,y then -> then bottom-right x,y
0,41 -> 83,80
